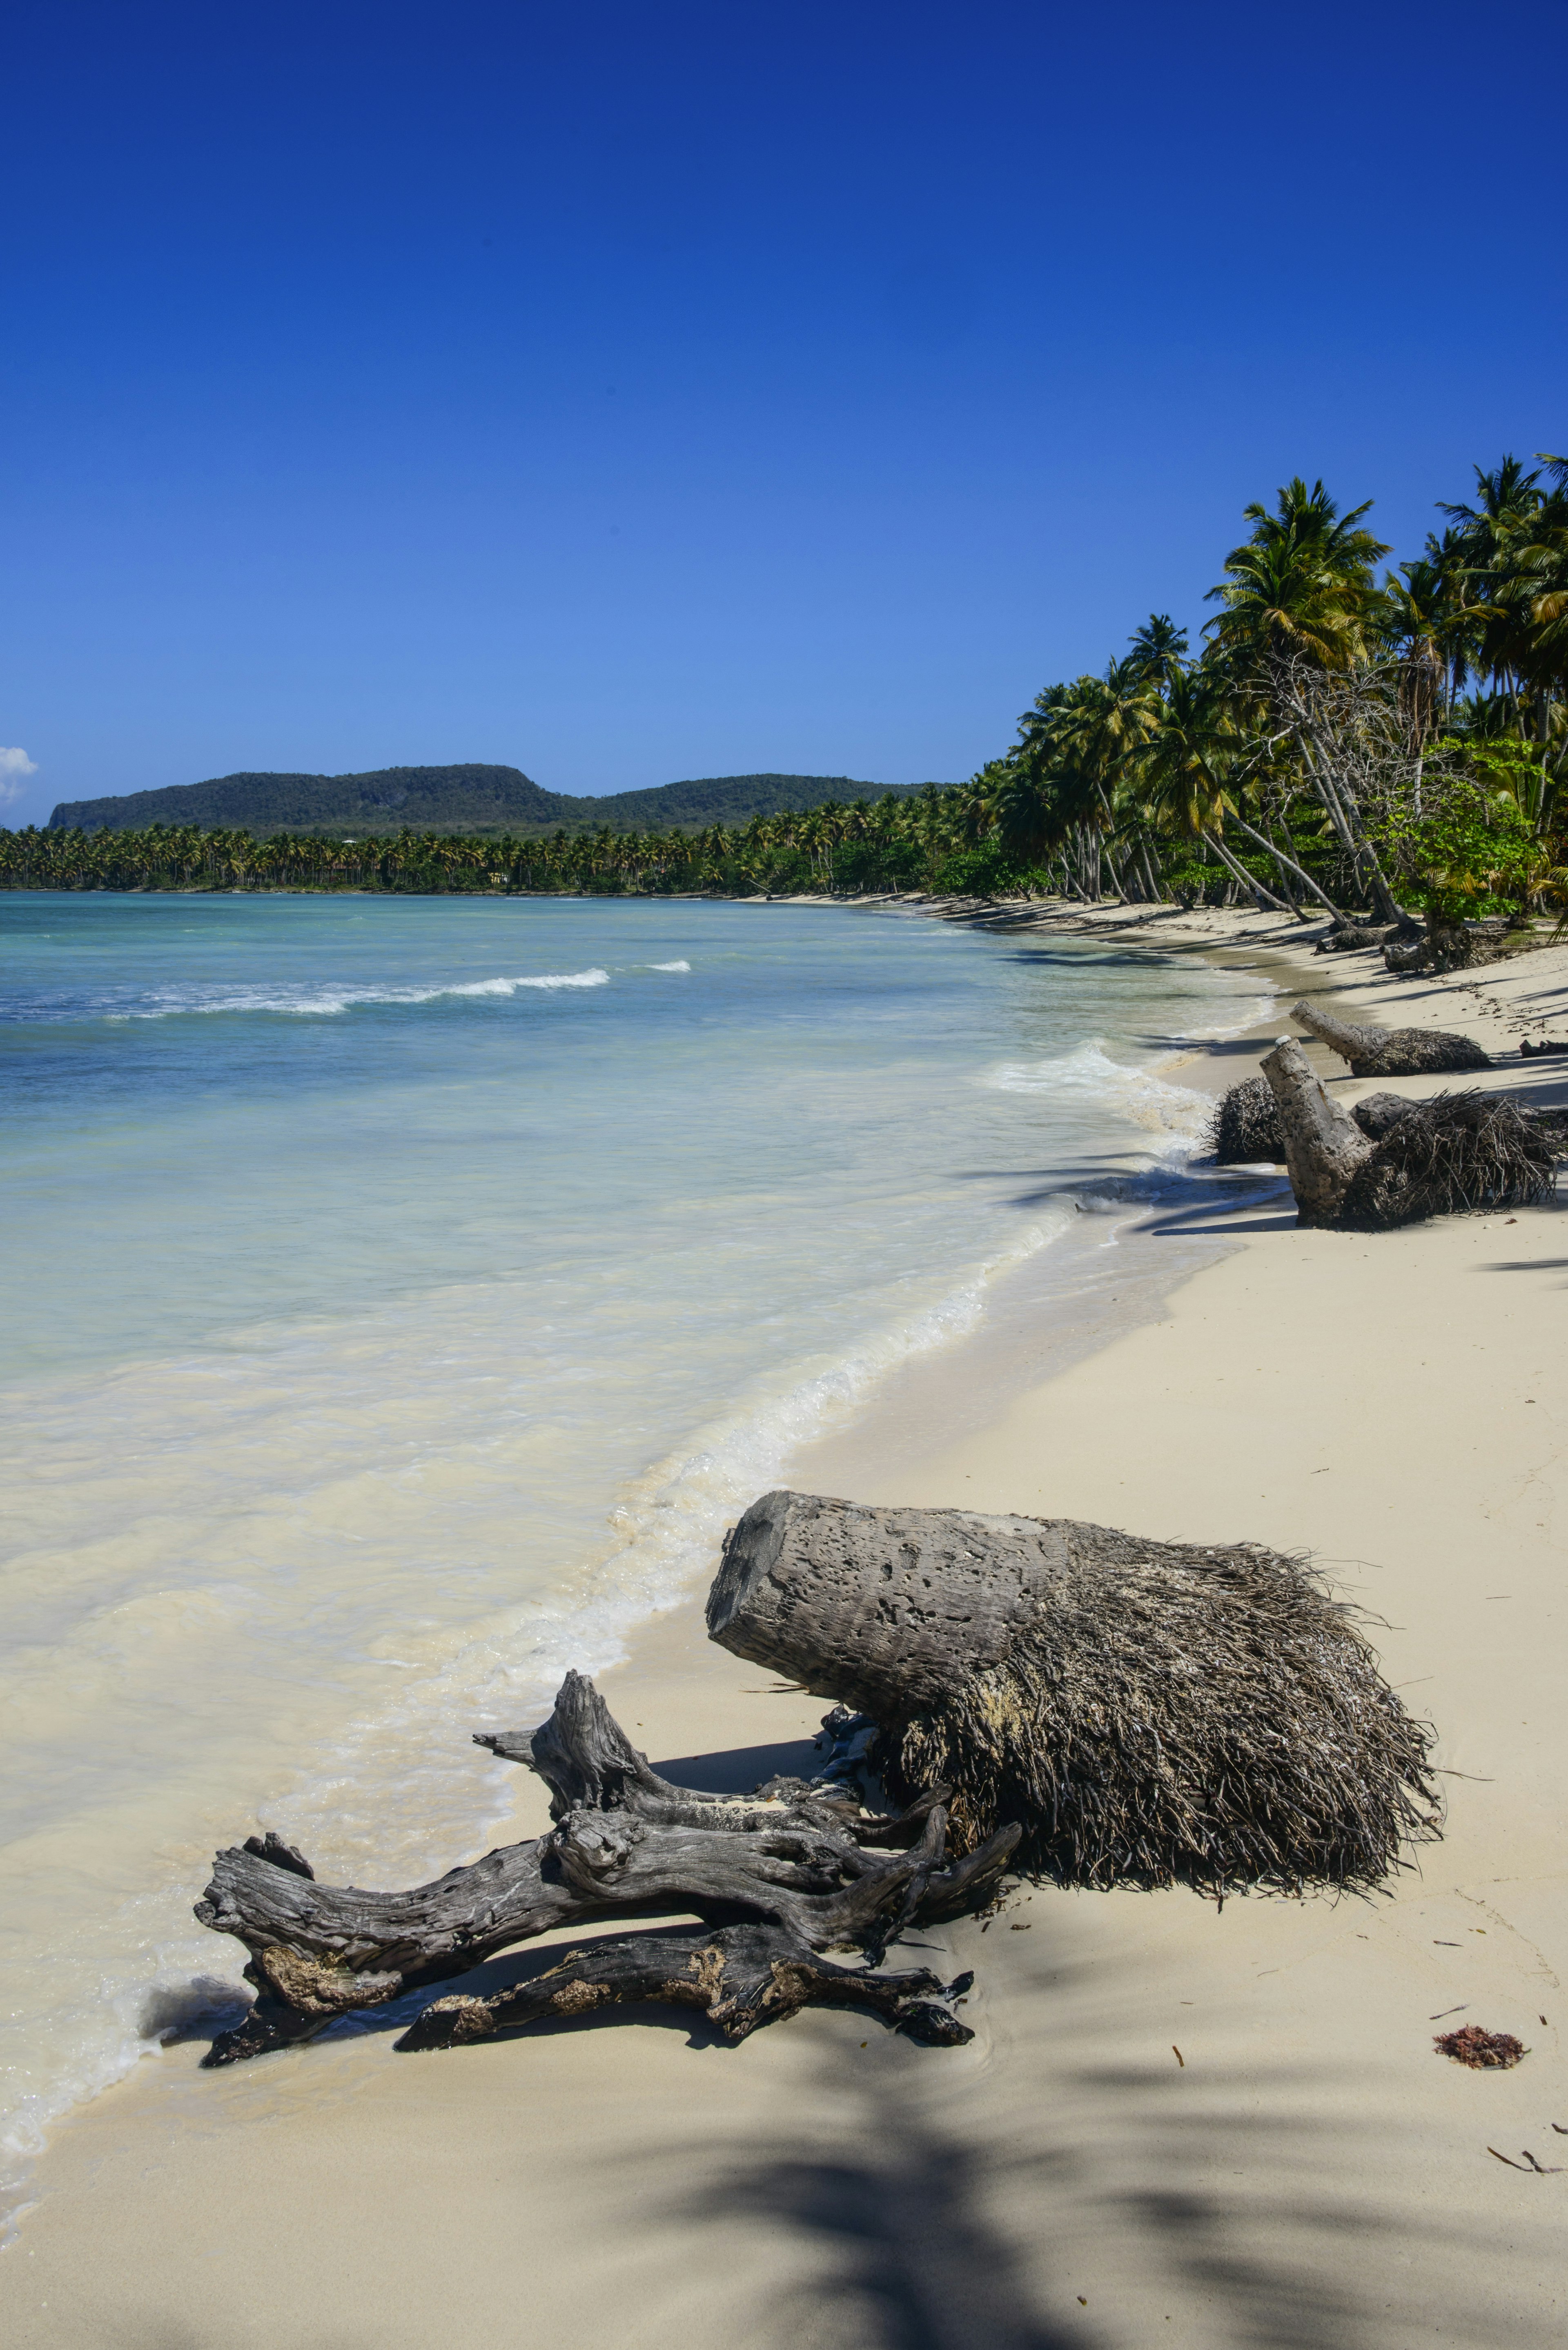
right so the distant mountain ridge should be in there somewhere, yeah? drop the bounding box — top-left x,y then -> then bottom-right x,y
47,765 -> 925,838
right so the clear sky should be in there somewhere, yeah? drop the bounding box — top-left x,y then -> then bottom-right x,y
2,0 -> 1565,828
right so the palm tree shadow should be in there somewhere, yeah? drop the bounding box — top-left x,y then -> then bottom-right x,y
662,2122 -> 1081,2350
643,1905 -> 1543,2350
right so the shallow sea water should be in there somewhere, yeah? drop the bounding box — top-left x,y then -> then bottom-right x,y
0,891 -> 1272,2221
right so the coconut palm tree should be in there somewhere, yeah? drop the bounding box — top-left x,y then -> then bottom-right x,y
1205,477 -> 1390,700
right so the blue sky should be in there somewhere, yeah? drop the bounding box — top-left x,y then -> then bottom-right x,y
2,0 -> 1565,827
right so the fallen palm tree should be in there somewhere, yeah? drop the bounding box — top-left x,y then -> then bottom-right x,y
194,1671 -> 1017,2065
1261,1040 -> 1557,1229
1290,998 -> 1492,1078
707,1491 -> 1439,1896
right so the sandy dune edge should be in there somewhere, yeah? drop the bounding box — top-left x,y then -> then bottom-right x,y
4,918 -> 1567,2347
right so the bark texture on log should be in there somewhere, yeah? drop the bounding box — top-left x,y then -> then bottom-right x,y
1261,1038 -> 1374,1224
708,1492 -> 1439,1895
195,1672 -> 1018,2066
708,1490 -> 1061,1718
1290,998 -> 1491,1077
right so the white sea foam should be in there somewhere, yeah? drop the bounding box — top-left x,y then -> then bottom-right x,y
648,959 -> 691,972
103,968 -> 611,1019
982,1039 -> 1210,1142
0,1202 -> 1074,2234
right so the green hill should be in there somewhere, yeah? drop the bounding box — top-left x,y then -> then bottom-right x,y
47,765 -> 922,838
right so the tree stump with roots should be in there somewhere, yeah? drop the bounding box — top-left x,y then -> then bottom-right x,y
707,1490 -> 1439,1894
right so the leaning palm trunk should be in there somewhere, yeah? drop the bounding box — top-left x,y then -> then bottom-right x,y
1293,728 -> 1401,921
1198,826 -> 1292,914
1263,656 -> 1407,923
1225,812 -> 1343,919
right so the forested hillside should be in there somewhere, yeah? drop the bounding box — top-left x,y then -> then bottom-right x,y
47,765 -> 906,838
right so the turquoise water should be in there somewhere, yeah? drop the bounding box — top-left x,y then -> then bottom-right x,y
0,891 -> 1270,2217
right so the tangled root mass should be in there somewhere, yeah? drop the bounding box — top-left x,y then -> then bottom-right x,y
1210,1077 -> 1284,1164
1337,1091 -> 1558,1230
896,1534 -> 1439,1897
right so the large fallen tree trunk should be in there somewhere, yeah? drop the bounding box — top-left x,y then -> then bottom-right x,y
708,1491 -> 1439,1895
1334,1089 -> 1559,1229
195,1672 -> 1017,2065
1290,998 -> 1492,1077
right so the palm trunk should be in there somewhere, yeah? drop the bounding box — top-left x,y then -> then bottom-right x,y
1225,814 -> 1342,919
1292,726 -> 1401,922
1198,828 -> 1292,914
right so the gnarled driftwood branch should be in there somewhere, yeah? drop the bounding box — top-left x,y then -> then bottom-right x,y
195,1672 -> 1018,2065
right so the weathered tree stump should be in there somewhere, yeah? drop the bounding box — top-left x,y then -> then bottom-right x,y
195,1672 -> 1017,2065
1260,1038 -> 1373,1223
1290,998 -> 1492,1077
708,1491 -> 1439,1895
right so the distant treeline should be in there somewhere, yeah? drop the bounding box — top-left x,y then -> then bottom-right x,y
11,453 -> 1568,921
1,799 -> 995,897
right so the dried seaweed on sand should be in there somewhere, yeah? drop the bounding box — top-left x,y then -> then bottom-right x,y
1437,2025 -> 1527,2069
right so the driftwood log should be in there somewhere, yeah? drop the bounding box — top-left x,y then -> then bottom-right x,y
1290,997 -> 1491,1077
194,1671 -> 1017,2066
708,1491 -> 1439,1895
1315,920 -> 1405,955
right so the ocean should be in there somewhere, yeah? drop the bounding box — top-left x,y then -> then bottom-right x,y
0,890 -> 1272,2223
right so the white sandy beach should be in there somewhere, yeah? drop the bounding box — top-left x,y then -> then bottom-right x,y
4,909 -> 1567,2348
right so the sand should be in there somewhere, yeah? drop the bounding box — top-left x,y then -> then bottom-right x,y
4,910 -> 1567,2347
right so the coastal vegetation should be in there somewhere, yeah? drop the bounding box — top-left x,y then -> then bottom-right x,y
8,453 -> 1565,922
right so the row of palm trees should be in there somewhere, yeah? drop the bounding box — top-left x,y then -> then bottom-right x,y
988,456 -> 1566,921
9,453 -> 1564,916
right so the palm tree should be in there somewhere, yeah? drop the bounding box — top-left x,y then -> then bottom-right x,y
1126,613 -> 1189,689
1205,477 -> 1390,698
1204,480 -> 1403,917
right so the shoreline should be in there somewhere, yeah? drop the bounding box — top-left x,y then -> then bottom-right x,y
5,912 -> 1568,2343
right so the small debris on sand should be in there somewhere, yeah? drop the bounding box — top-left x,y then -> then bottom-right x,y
1437,2024 -> 1527,2069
